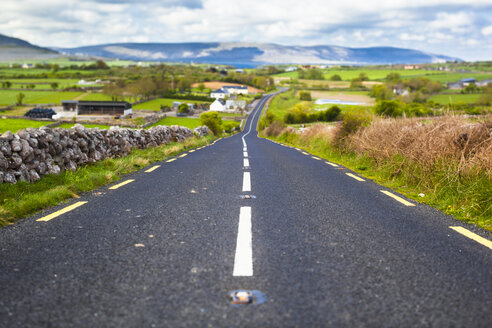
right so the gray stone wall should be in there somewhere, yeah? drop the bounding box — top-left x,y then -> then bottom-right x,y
0,124 -> 209,184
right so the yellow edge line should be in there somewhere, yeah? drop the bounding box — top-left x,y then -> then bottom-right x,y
301,152 -> 309,155
145,165 -> 160,173
346,173 -> 365,182
450,226 -> 492,250
37,201 -> 88,222
326,162 -> 339,167
179,153 -> 188,158
380,190 -> 415,206
311,156 -> 322,161
166,158 -> 177,163
189,150 -> 195,153
109,179 -> 135,190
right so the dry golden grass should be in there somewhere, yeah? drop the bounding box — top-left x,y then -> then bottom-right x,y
347,115 -> 492,178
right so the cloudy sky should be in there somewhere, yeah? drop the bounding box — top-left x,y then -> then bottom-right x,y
2,0 -> 492,60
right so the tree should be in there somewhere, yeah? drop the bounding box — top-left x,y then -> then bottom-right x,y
370,84 -> 392,100
197,83 -> 205,92
386,72 -> 401,83
330,74 -> 342,81
350,78 -> 363,89
16,92 -> 25,105
103,82 -> 124,101
50,82 -> 59,90
358,72 -> 369,81
200,112 -> 223,135
1,81 -> 12,88
94,60 -> 109,69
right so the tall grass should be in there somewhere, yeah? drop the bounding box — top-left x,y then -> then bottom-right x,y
0,136 -> 213,226
270,115 -> 492,232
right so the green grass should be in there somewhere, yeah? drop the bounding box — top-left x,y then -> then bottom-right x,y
0,79 -> 87,89
147,116 -> 202,129
268,90 -> 303,119
0,118 -> 52,133
273,69 -> 492,83
57,123 -> 111,129
0,90 -> 83,106
264,128 -> 492,232
0,135 -> 214,226
78,92 -> 133,102
429,93 -> 482,104
133,98 -> 211,111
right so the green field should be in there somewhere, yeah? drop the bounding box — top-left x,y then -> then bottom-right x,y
57,123 -> 112,129
0,118 -> 52,133
79,92 -> 130,102
147,116 -> 202,129
134,98 -> 211,111
0,90 -> 83,106
428,93 -> 482,104
0,78 -> 85,89
274,69 -> 492,84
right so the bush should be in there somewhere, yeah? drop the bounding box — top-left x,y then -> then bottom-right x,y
222,120 -> 240,133
178,103 -> 189,114
264,120 -> 286,137
375,100 -> 403,117
330,74 -> 342,81
200,112 -> 223,135
333,109 -> 372,144
299,91 -> 312,101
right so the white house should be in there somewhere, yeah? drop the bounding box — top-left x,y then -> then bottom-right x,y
209,98 -> 227,112
225,100 -> 247,111
223,85 -> 248,95
210,88 -> 230,99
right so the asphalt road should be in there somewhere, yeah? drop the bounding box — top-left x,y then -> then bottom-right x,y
0,95 -> 491,327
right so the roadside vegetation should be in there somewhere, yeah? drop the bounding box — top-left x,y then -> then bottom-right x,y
0,135 -> 214,226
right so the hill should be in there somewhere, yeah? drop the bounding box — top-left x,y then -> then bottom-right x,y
0,33 -> 60,60
56,42 -> 460,67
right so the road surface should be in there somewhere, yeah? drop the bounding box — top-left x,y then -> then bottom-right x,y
1,95 -> 491,327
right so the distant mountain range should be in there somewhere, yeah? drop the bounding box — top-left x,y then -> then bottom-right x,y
0,33 -> 461,66
0,34 -> 59,60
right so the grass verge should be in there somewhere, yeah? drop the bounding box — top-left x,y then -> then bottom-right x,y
0,135 -> 214,227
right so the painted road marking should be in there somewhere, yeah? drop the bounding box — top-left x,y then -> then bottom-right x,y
166,158 -> 177,163
243,151 -> 248,158
189,150 -> 195,153
380,190 -> 415,206
243,147 -> 247,152
301,151 -> 309,155
37,201 -> 88,222
109,179 -> 135,190
346,173 -> 365,182
233,206 -> 253,276
312,156 -> 322,160
243,172 -> 251,192
326,162 -> 339,167
450,226 -> 492,250
179,153 -> 188,158
145,165 -> 160,173
244,158 -> 250,167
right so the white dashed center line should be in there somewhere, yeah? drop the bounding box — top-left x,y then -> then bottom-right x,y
242,172 -> 251,192
243,151 -> 248,157
233,206 -> 253,276
244,158 -> 250,167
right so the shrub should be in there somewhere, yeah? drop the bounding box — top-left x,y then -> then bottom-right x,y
200,112 -> 223,135
375,100 -> 403,117
222,120 -> 240,133
178,103 -> 189,114
333,109 -> 372,144
264,120 -> 286,137
330,74 -> 342,81
299,91 -> 312,101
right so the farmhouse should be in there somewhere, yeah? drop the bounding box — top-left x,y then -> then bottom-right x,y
62,100 -> 132,116
223,85 -> 248,95
209,98 -> 226,112
210,88 -> 230,99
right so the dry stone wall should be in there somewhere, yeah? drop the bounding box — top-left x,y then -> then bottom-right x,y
0,124 -> 209,184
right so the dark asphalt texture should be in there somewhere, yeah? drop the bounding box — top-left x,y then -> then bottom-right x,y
0,95 -> 491,327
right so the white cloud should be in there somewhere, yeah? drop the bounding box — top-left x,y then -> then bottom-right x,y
0,0 -> 491,60
482,25 -> 492,36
